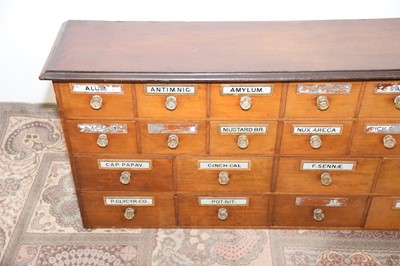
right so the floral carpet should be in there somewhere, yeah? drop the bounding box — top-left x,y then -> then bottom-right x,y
0,103 -> 399,265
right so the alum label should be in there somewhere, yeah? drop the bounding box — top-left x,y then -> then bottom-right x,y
198,160 -> 251,170
72,84 -> 123,94
393,200 -> 400,209
147,124 -> 197,134
77,124 -> 128,133
145,85 -> 196,95
292,125 -> 343,135
374,83 -> 400,94
301,161 -> 356,171
219,125 -> 268,135
98,160 -> 152,170
297,83 -> 351,94
364,124 -> 400,134
198,197 -> 249,206
104,197 -> 154,206
220,84 -> 273,95
295,197 -> 348,207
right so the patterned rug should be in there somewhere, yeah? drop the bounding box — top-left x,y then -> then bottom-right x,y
0,103 -> 399,266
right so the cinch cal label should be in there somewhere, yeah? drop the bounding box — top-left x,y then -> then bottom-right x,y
220,84 -> 273,95
198,160 -> 251,170
198,197 -> 249,206
98,160 -> 152,170
104,197 -> 154,206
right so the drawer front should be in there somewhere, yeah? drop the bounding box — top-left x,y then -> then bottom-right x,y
276,158 -> 379,194
209,121 -> 278,155
135,84 -> 207,119
350,121 -> 400,156
74,155 -> 173,191
280,121 -> 353,155
177,195 -> 268,227
176,157 -> 273,193
374,159 -> 400,194
210,83 -> 282,119
359,81 -> 400,118
272,195 -> 368,227
79,192 -> 175,228
285,82 -> 361,119
365,197 -> 400,230
57,82 -> 134,119
140,121 -> 207,154
66,120 -> 137,154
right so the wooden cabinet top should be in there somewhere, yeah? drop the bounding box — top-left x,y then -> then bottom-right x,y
40,19 -> 400,82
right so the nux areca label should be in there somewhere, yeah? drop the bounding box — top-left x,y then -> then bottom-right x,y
301,161 -> 356,171
98,160 -> 152,170
220,84 -> 273,95
292,125 -> 343,135
198,197 -> 249,206
103,197 -> 154,206
145,85 -> 197,95
71,84 -> 123,94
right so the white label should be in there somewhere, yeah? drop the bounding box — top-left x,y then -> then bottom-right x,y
145,85 -> 196,95
295,197 -> 348,207
292,125 -> 343,135
198,160 -> 250,170
221,84 -> 273,95
393,200 -> 400,209
301,161 -> 356,171
72,84 -> 123,94
219,125 -> 268,135
198,197 -> 248,206
375,84 -> 400,94
104,197 -> 154,206
364,125 -> 400,134
297,83 -> 351,94
147,124 -> 197,134
98,160 -> 152,170
77,124 -> 128,133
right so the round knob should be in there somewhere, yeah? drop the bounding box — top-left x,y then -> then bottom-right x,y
218,172 -> 230,185
309,135 -> 322,149
96,134 -> 108,148
394,96 -> 400,110
237,135 -> 249,149
217,207 -> 228,221
316,96 -> 329,111
119,171 -> 131,185
90,95 -> 103,110
167,134 -> 179,149
320,172 -> 332,186
383,135 -> 396,149
165,96 -> 177,111
124,207 -> 135,220
313,208 -> 325,222
239,96 -> 252,111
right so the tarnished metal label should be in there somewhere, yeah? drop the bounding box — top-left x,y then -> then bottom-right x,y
147,124 -> 197,134
145,85 -> 196,95
104,196 -> 154,206
77,124 -> 128,133
393,200 -> 400,209
98,160 -> 152,170
301,161 -> 356,171
295,197 -> 348,207
198,197 -> 249,206
219,125 -> 268,135
374,83 -> 400,94
297,83 -> 351,94
198,160 -> 251,170
220,84 -> 273,95
292,125 -> 343,135
364,124 -> 400,134
72,84 -> 123,94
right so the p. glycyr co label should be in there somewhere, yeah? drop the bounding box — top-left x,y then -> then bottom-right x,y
103,197 -> 154,206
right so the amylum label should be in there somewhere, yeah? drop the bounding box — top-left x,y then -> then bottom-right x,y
104,197 -> 154,206
98,160 -> 152,170
297,83 -> 351,94
72,84 -> 123,94
77,124 -> 128,133
147,124 -> 197,134
219,125 -> 268,135
145,85 -> 196,95
198,160 -> 251,170
374,83 -> 400,94
292,125 -> 343,135
301,161 -> 356,171
393,200 -> 400,209
295,197 -> 348,207
198,197 -> 249,206
220,84 -> 273,95
364,124 -> 400,134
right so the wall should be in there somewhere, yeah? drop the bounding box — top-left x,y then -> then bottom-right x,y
1,0 -> 400,103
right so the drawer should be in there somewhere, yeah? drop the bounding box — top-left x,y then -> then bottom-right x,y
57,82 -> 134,119
139,121 -> 207,154
209,121 -> 278,155
79,192 -> 175,228
272,195 -> 368,227
176,157 -> 273,193
210,83 -> 282,119
280,121 -> 353,155
350,121 -> 400,156
359,81 -> 400,118
276,158 -> 380,194
74,155 -> 173,191
365,197 -> 400,230
135,84 -> 207,119
66,120 -> 137,154
285,82 -> 361,119
374,159 -> 400,194
177,195 -> 269,227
